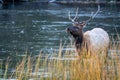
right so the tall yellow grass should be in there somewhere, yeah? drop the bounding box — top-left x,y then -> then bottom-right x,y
1,36 -> 120,80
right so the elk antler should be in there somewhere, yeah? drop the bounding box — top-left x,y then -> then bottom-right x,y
85,5 -> 100,24
68,7 -> 79,23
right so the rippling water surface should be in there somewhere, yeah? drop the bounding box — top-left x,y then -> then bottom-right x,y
0,2 -> 120,58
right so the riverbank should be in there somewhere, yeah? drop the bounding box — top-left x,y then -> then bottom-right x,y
2,0 -> 120,4
53,1 -> 120,5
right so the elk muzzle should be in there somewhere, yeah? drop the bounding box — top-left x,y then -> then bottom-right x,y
66,26 -> 80,36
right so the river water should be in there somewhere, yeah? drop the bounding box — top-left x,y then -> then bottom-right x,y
0,2 -> 120,59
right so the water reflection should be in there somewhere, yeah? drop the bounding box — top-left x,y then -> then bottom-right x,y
0,2 -> 120,58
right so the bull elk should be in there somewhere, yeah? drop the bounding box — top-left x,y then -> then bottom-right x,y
66,5 -> 110,57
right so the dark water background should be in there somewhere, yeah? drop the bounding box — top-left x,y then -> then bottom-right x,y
0,2 -> 120,59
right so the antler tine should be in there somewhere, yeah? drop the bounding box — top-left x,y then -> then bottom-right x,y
73,7 -> 79,22
68,11 -> 73,22
86,5 -> 100,24
68,7 -> 79,23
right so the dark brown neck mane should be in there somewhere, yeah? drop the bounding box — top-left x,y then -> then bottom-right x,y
73,30 -> 89,56
73,30 -> 84,50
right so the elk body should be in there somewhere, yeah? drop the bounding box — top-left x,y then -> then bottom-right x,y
67,6 -> 110,56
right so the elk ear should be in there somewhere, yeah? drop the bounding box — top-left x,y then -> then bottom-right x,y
80,22 -> 86,27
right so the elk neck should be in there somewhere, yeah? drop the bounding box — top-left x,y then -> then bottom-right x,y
74,30 -> 84,50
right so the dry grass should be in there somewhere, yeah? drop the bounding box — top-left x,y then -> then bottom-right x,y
1,36 -> 120,80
